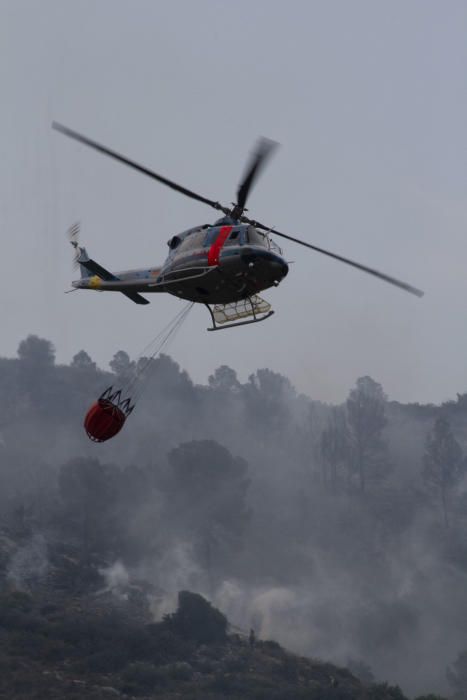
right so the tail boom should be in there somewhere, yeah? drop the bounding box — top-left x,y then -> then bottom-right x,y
72,249 -> 152,305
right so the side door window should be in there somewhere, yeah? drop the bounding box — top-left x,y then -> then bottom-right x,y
203,228 -> 220,247
224,228 -> 241,247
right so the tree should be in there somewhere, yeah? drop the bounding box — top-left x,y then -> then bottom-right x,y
163,591 -> 227,643
346,376 -> 388,492
346,658 -> 375,685
17,336 -> 55,366
58,458 -> 119,560
447,650 -> 467,699
167,440 -> 250,586
320,407 -> 350,491
244,368 -> 295,435
71,350 -> 96,371
367,685 -> 407,700
423,417 -> 464,528
114,463 -> 161,562
16,336 -> 56,404
109,350 -> 134,378
208,365 -> 240,393
151,353 -> 193,397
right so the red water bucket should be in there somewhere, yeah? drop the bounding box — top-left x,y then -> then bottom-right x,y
84,388 -> 133,442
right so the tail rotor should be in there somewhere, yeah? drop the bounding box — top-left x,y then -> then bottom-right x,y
67,222 -> 81,270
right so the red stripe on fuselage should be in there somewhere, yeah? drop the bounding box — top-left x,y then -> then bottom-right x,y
207,226 -> 233,266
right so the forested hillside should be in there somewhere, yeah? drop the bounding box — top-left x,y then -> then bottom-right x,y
2,335 -> 467,698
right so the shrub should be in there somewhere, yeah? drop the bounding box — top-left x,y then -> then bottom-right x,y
164,591 -> 227,644
121,661 -> 165,692
158,661 -> 193,681
368,683 -> 407,700
259,639 -> 283,656
83,648 -> 130,674
0,591 -> 33,612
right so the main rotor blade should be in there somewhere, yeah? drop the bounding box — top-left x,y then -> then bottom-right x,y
52,122 -> 226,212
235,137 -> 278,214
249,218 -> 424,297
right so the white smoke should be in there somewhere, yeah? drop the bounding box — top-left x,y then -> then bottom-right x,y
7,533 -> 48,590
98,560 -> 130,599
148,542 -> 208,619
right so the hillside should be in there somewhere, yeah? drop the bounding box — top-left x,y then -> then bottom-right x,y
0,533 -> 408,700
1,337 -> 466,696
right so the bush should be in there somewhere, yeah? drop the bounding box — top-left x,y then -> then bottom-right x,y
0,591 -> 33,612
7,630 -> 49,658
136,626 -> 195,663
259,639 -> 284,656
278,655 -> 299,681
53,612 -> 130,651
164,591 -> 227,644
158,661 -> 193,681
121,661 -> 165,692
82,648 -> 130,674
40,639 -> 69,663
368,683 -> 407,700
224,654 -> 248,673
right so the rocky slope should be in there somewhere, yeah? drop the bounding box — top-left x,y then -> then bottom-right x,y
0,530 -> 418,700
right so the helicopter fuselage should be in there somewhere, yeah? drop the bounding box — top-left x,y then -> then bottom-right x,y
73,220 -> 289,305
57,122 -> 423,305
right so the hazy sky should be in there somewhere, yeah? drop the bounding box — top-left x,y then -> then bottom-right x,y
1,0 -> 466,404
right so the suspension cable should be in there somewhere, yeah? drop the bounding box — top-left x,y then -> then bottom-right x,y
121,302 -> 194,400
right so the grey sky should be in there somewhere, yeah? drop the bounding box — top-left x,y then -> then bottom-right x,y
1,0 -> 466,404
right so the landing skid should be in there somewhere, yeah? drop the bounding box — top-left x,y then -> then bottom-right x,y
205,295 -> 274,331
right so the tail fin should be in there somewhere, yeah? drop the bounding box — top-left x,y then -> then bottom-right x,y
68,223 -> 92,279
67,222 -> 149,305
75,246 -> 93,279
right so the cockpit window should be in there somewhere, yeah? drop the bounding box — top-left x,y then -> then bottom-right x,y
168,235 -> 181,250
203,228 -> 222,247
168,226 -> 209,255
204,225 -> 255,247
223,228 -> 241,246
247,226 -> 267,246
178,230 -> 206,253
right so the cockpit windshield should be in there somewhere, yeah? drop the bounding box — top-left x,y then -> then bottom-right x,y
203,226 -> 243,247
203,225 -> 272,248
247,226 -> 283,254
247,226 -> 268,247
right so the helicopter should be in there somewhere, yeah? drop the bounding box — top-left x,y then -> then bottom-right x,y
53,122 -> 423,331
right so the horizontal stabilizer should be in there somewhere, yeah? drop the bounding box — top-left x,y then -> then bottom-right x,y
122,292 -> 150,305
79,257 -> 150,305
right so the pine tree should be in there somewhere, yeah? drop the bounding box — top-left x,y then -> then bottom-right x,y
320,406 -> 350,491
346,376 -> 388,492
423,416 -> 464,528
